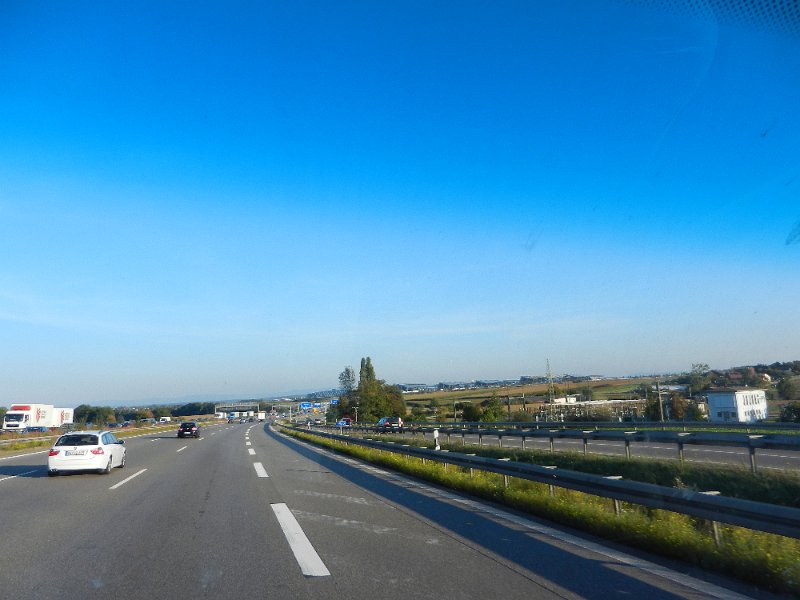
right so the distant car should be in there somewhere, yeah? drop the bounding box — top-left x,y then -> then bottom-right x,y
239,417 -> 246,424
47,430 -> 126,476
314,418 -> 324,425
26,426 -> 49,433
375,416 -> 404,433
335,418 -> 352,427
177,421 -> 200,438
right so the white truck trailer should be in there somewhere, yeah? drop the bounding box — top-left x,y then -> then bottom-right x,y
2,404 -> 74,431
52,407 -> 74,428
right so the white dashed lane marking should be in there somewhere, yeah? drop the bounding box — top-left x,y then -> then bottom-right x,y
109,468 -> 147,490
271,503 -> 330,577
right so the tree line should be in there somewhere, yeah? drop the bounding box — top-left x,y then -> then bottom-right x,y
333,357 -> 406,423
71,401 -> 221,425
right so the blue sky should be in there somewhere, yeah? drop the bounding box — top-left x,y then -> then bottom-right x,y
1,1 -> 799,406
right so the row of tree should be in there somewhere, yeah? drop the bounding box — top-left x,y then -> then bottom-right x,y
333,357 -> 406,423
71,402 -> 220,425
676,362 -> 799,400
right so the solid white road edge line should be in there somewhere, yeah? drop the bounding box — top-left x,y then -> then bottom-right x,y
253,462 -> 269,477
0,469 -> 38,482
109,468 -> 147,490
271,502 -> 330,577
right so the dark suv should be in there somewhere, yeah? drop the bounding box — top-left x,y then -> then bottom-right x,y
177,421 -> 200,438
375,416 -> 404,433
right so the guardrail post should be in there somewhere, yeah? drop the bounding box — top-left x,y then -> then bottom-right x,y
583,437 -> 588,456
478,432 -> 483,447
747,436 -> 763,474
499,458 -> 511,487
605,476 -> 623,515
466,453 -> 476,478
549,434 -> 555,453
521,435 -> 526,450
625,438 -> 631,460
702,491 -> 723,547
498,433 -> 503,448
544,465 -> 557,496
461,431 -> 466,446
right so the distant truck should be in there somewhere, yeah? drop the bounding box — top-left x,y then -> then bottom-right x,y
257,411 -> 266,422
2,404 -> 74,431
159,416 -> 172,423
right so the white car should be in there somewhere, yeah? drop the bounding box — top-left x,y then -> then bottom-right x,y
47,430 -> 126,476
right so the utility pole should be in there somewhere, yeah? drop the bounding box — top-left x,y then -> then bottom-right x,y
657,380 -> 665,422
546,359 -> 555,404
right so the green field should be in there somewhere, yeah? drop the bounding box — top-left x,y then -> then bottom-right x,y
404,377 -> 651,405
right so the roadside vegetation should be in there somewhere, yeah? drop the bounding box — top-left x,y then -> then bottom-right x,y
283,426 -> 800,595
386,436 -> 800,508
0,438 -> 53,453
333,357 -> 407,423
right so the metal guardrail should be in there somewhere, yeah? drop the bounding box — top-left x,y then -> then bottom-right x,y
414,419 -> 800,433
331,424 -> 800,473
291,426 -> 800,539
0,434 -> 54,446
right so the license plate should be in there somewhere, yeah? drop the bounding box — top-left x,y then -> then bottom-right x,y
65,450 -> 86,456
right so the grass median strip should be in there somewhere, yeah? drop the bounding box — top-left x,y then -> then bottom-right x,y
284,427 -> 800,596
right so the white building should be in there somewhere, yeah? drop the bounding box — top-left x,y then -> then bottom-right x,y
706,389 -> 767,424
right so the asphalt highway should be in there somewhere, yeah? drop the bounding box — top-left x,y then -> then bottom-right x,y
0,422 -> 782,599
